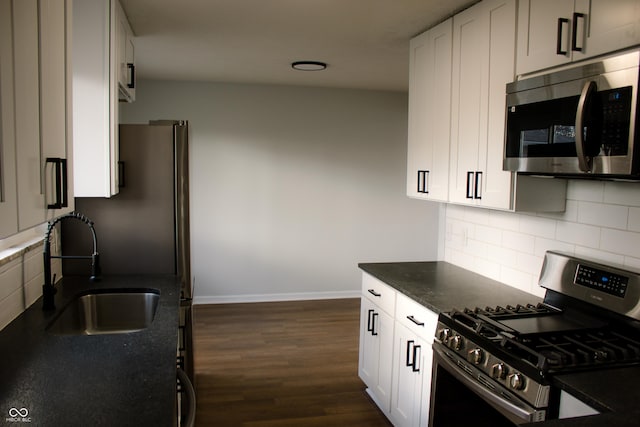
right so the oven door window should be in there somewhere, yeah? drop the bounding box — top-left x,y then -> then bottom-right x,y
429,347 -> 545,426
430,362 -> 519,427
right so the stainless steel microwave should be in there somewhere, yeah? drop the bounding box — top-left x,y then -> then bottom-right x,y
504,49 -> 640,179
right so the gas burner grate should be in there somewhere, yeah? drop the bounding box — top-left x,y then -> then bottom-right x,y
476,303 -> 560,319
504,328 -> 640,373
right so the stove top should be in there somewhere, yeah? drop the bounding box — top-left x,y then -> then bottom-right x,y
433,251 -> 640,413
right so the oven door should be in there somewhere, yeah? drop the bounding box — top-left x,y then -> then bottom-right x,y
428,344 -> 546,426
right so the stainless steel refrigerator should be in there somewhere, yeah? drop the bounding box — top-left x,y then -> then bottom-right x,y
61,120 -> 195,422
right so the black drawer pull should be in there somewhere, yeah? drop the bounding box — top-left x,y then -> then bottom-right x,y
367,289 -> 381,297
407,315 -> 424,326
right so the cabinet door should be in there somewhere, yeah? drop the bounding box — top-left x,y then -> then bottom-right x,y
476,0 -> 516,210
449,2 -> 487,205
116,0 -> 135,102
40,0 -> 73,217
406,19 -> 452,202
359,297 -> 394,414
0,0 -> 18,238
72,0 -> 119,197
390,322 -> 425,427
14,0 -> 45,231
574,0 -> 640,62
449,0 -> 516,209
516,0 -> 574,75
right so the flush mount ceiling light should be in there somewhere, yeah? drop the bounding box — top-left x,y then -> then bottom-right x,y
291,61 -> 327,71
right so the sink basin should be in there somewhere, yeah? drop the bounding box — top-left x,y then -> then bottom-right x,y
47,288 -> 160,335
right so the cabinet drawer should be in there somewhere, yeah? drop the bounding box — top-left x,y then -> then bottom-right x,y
361,273 -> 396,317
396,292 -> 438,342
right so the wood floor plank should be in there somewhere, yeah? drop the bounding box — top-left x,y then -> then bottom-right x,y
193,298 -> 391,426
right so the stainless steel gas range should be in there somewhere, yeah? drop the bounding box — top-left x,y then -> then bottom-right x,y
429,251 -> 640,426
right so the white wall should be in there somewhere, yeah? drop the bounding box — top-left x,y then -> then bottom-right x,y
121,79 -> 440,303
444,179 -> 640,298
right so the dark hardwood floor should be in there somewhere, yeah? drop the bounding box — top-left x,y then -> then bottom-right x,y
193,298 -> 392,426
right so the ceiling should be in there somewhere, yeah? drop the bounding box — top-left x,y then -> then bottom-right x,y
119,0 -> 477,92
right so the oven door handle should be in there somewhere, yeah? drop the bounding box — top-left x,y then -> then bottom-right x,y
433,346 -> 541,423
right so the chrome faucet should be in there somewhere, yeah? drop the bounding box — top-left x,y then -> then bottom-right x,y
42,212 -> 100,310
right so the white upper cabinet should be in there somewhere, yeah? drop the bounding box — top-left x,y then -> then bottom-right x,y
449,0 -> 516,209
447,0 -> 566,211
517,0 -> 640,76
0,0 -> 18,238
40,0 -> 74,217
73,0 -> 134,197
0,0 -> 73,240
406,19 -> 453,202
116,0 -> 135,102
13,0 -> 45,231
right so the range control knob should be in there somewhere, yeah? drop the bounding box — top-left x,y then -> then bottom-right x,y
449,335 -> 463,351
508,373 -> 526,391
437,328 -> 452,342
491,363 -> 508,379
467,348 -> 484,365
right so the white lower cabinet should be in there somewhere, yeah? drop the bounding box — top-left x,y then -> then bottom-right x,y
359,273 -> 396,413
359,273 -> 438,427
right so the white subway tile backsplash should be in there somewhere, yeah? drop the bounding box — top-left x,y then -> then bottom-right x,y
485,244 -> 518,266
444,178 -> 640,297
519,215 -> 556,239
628,207 -> 640,232
475,224 -> 502,246
623,255 -> 640,271
533,237 -> 575,257
603,181 -> 640,207
577,201 -> 628,230
574,246 -> 624,265
500,266 -> 536,295
489,210 -> 520,232
566,180 -> 604,202
516,252 -> 544,276
600,228 -> 640,256
502,230 -> 535,253
556,221 -> 601,248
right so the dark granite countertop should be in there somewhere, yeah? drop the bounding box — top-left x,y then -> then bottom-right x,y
358,261 -> 640,427
358,261 -> 542,313
0,275 -> 180,427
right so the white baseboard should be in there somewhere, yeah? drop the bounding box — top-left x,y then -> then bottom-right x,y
193,290 -> 361,305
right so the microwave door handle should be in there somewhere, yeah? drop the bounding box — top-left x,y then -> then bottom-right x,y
575,80 -> 597,172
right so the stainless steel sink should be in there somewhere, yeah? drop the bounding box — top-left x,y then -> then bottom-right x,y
47,288 -> 160,335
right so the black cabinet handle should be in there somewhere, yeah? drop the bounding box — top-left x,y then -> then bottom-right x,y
371,312 -> 378,336
572,13 -> 585,52
406,340 -> 415,368
118,161 -> 126,188
474,171 -> 482,200
466,171 -> 474,199
407,315 -> 425,327
367,309 -> 375,334
412,344 -> 421,372
417,170 -> 429,194
405,340 -> 421,372
367,289 -> 381,297
557,17 -> 569,55
127,63 -> 135,88
46,157 -> 68,209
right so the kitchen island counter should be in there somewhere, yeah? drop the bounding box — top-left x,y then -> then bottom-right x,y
0,275 -> 180,427
359,261 -> 640,427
